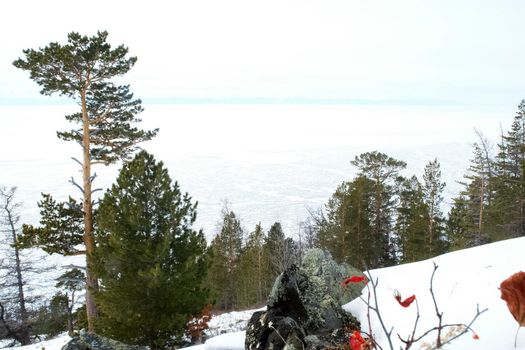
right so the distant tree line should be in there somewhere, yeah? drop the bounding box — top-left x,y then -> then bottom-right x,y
3,29 -> 525,349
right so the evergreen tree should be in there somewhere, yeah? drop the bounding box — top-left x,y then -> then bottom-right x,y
94,151 -> 208,348
55,269 -> 85,336
396,176 -> 428,263
236,223 -> 268,307
13,31 -> 157,331
422,159 -> 447,256
450,143 -> 493,248
351,151 -> 406,267
207,209 -> 243,311
264,222 -> 297,280
317,177 -> 374,268
492,100 -> 525,237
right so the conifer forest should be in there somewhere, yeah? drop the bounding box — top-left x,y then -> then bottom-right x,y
1,23 -> 525,350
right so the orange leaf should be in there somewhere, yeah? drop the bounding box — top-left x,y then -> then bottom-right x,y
500,271 -> 525,326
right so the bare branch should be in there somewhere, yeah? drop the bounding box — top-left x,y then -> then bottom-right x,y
69,177 -> 85,194
71,157 -> 83,167
91,188 -> 103,194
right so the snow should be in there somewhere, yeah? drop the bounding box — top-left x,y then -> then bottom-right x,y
205,309 -> 264,338
3,334 -> 70,350
345,237 -> 525,350
5,237 -> 525,350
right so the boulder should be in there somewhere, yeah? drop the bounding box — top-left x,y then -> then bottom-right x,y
62,330 -> 146,350
245,249 -> 362,350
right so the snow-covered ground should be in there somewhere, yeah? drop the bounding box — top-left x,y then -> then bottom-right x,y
5,237 -> 525,350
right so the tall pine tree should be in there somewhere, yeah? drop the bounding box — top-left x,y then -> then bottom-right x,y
317,177 -> 374,268
14,31 -> 157,331
94,151 -> 208,348
351,151 -> 406,267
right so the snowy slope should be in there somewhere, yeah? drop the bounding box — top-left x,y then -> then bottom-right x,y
345,237 -> 525,350
7,237 -> 525,350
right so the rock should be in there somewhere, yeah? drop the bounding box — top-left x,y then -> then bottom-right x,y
62,330 -> 147,350
245,249 -> 362,350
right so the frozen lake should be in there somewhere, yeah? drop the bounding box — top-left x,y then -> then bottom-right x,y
0,103 -> 515,239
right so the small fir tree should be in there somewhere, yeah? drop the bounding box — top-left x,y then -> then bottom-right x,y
94,151 -> 208,349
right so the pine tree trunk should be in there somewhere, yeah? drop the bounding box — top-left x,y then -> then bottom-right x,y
81,90 -> 99,332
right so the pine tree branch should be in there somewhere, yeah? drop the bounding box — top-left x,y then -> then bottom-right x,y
71,157 -> 83,167
69,177 -> 84,194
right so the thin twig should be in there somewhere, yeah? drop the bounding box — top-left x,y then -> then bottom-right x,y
364,270 -> 394,350
429,262 -> 443,347
398,298 -> 421,349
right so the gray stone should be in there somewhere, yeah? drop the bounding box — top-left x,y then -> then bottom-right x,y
62,330 -> 147,350
245,249 -> 362,350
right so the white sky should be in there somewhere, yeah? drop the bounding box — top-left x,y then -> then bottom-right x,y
2,0 -> 525,107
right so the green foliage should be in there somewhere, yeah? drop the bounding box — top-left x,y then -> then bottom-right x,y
13,31 -> 135,96
491,100 -> 525,237
447,100 -> 525,248
32,293 -> 69,338
318,177 -> 374,268
396,176 -> 429,262
316,152 -> 406,268
14,31 -> 158,331
56,268 -> 85,292
236,223 -> 268,308
351,151 -> 406,267
264,222 -> 298,279
94,151 -> 208,349
13,31 -> 157,165
19,194 -> 84,255
207,210 -> 244,310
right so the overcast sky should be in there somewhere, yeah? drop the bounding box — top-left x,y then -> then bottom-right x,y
2,0 -> 524,108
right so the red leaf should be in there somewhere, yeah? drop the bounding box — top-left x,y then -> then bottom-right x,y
349,331 -> 366,350
341,275 -> 366,287
500,271 -> 525,326
394,290 -> 416,308
472,333 -> 480,340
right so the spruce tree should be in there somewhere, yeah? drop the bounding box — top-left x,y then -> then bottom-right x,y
450,143 -> 493,247
396,176 -> 428,263
422,159 -> 447,256
264,222 -> 297,279
236,223 -> 267,307
207,209 -> 243,311
94,151 -> 208,348
13,31 -> 157,330
492,101 -> 525,237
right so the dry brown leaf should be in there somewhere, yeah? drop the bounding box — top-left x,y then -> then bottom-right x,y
500,271 -> 525,326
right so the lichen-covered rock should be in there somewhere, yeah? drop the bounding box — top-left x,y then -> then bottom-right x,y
301,248 -> 364,304
246,249 -> 362,350
62,330 -> 146,350
298,249 -> 362,333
